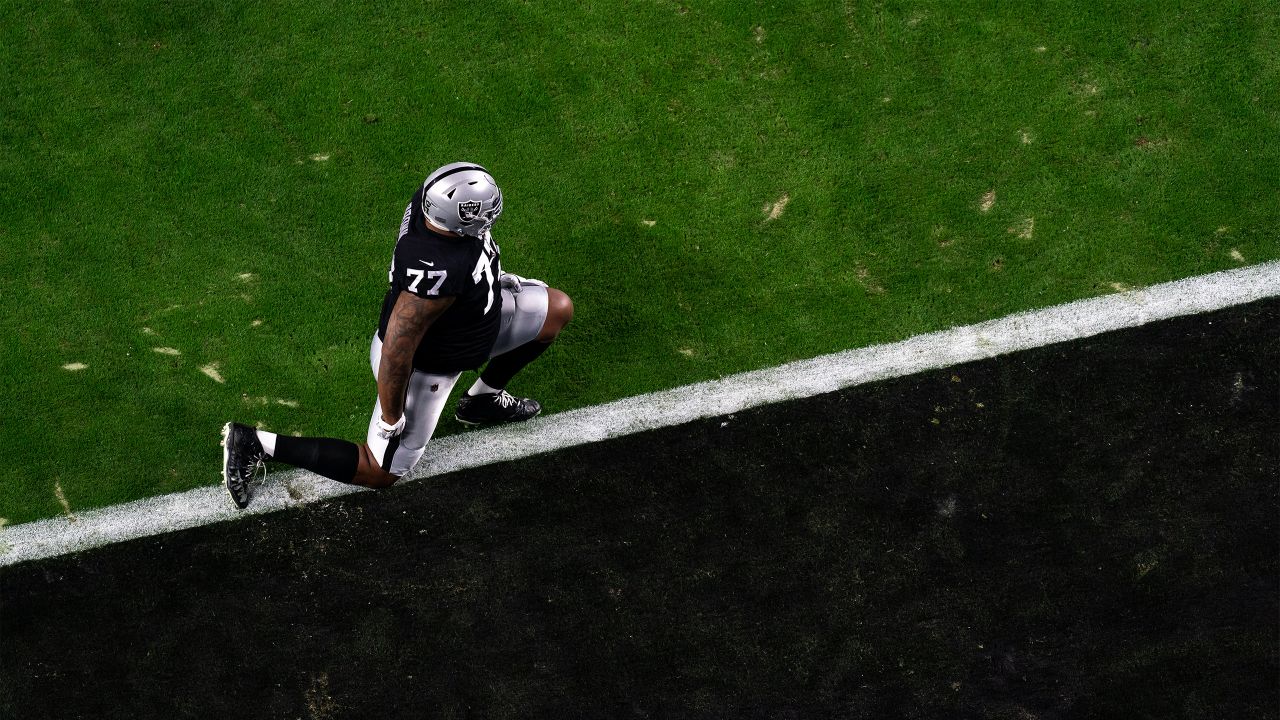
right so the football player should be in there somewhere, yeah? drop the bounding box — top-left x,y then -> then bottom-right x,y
220,162 -> 573,508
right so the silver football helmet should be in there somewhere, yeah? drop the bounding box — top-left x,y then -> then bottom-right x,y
420,162 -> 503,238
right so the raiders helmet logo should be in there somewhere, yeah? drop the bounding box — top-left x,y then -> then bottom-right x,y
457,200 -> 483,223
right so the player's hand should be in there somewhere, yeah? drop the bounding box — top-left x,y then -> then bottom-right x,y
499,272 -> 547,294
376,415 -> 406,439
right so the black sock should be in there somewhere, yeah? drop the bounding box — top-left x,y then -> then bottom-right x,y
271,436 -> 360,484
480,339 -> 552,390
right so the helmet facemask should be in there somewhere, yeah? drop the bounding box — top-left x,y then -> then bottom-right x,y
477,189 -> 502,237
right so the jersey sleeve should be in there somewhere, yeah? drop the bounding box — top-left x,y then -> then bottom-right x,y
390,237 -> 468,299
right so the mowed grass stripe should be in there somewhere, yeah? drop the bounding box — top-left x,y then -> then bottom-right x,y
3,261 -> 1277,567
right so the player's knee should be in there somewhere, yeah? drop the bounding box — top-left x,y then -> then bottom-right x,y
357,443 -> 402,489
363,463 -> 401,489
545,288 -> 574,337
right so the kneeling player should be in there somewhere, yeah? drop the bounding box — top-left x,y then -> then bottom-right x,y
221,162 -> 573,507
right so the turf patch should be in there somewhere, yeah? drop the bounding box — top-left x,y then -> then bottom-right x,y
1,1 -> 1277,522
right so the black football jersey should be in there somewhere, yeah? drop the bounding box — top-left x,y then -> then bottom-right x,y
376,185 -> 503,374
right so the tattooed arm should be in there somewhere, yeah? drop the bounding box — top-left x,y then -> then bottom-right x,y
379,292 -> 454,423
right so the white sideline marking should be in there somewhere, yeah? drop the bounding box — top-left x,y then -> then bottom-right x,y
3,262 -> 1278,567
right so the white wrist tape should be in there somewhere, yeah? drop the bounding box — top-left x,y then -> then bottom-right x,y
499,272 -> 547,294
376,415 -> 406,439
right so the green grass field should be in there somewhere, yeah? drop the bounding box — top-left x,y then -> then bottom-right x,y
2,0 -> 1276,525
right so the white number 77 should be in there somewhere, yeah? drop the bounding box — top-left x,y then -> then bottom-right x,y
406,267 -> 447,295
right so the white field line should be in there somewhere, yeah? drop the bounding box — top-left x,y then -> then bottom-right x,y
3,262 -> 1278,567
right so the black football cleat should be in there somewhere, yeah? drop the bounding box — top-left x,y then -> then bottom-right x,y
455,390 -> 542,427
221,422 -> 267,509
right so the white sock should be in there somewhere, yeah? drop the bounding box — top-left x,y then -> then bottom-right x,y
255,430 -> 277,457
466,378 -> 502,396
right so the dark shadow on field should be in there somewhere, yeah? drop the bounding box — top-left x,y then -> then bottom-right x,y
2,300 -> 1277,719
